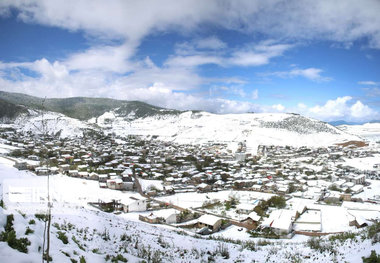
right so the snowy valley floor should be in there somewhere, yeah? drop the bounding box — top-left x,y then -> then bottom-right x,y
0,160 -> 380,262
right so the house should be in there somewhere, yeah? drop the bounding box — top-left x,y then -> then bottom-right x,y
345,174 -> 366,185
68,170 -> 79,177
123,197 -> 147,212
106,178 -> 124,190
261,209 -> 295,235
197,214 -> 222,232
14,161 -> 27,170
236,203 -> 256,214
197,183 -> 212,193
142,209 -> 178,224
241,211 -> 261,230
35,167 -> 50,175
350,184 -> 364,194
293,209 -> 321,232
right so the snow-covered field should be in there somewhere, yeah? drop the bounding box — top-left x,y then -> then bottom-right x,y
338,123 -> 380,143
341,154 -> 380,171
156,190 -> 273,209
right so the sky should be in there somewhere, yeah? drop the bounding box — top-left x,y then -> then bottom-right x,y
0,0 -> 380,122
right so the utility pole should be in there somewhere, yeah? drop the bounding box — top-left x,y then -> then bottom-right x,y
38,97 -> 52,263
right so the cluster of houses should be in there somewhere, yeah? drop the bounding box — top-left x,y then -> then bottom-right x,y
1,126 -> 379,237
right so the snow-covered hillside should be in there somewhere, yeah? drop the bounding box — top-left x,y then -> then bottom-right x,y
338,123 -> 380,143
91,111 -> 359,152
13,110 -> 92,138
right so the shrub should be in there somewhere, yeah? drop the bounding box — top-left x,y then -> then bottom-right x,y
25,227 -> 34,235
1,230 -> 31,253
28,219 -> 36,225
111,254 -> 128,262
72,236 -> 85,251
35,213 -> 48,221
307,237 -> 335,254
57,231 -> 69,244
362,250 -> 380,263
328,232 -> 356,243
215,243 -> 229,259
0,214 -> 30,253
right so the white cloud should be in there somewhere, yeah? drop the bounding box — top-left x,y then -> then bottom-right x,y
166,40 -> 293,68
228,42 -> 293,66
2,0 -> 380,48
64,44 -> 135,73
288,68 -> 332,82
272,104 -> 285,112
358,80 -> 379,86
195,36 -> 227,49
350,101 -> 374,119
261,67 -> 332,82
303,96 -> 377,121
251,89 -> 258,100
165,55 -> 223,68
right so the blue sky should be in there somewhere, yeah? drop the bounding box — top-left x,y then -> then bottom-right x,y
0,0 -> 379,122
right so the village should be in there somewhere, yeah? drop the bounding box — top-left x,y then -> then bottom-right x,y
1,125 -> 380,240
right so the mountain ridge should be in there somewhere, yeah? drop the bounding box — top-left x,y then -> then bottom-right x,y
0,90 -> 181,120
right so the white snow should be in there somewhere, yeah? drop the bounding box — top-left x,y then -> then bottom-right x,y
14,111 -> 91,138
95,111 -> 358,153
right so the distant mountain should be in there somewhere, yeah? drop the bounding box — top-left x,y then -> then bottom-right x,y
328,120 -> 363,126
329,120 -> 380,126
0,91 -> 180,120
0,91 -> 362,148
0,98 -> 28,120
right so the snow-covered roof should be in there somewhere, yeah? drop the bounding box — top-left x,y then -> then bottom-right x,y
262,209 -> 295,231
198,214 -> 222,226
248,211 -> 260,221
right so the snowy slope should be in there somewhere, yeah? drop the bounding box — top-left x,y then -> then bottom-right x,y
338,123 -> 380,143
92,111 -> 359,152
13,110 -> 92,138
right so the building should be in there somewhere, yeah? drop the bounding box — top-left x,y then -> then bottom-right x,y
14,161 -> 27,170
345,174 -> 366,185
197,214 -> 223,232
123,197 -> 147,213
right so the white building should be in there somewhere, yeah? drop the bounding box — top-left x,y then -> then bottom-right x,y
123,197 -> 147,213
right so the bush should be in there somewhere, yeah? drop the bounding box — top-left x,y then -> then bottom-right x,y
362,250 -> 380,263
25,227 -> 34,235
111,254 -> 128,262
366,221 -> 380,244
57,231 -> 69,244
0,230 -> 31,253
0,214 -> 31,253
307,237 -> 335,254
215,243 -> 229,259
328,232 -> 356,243
28,219 -> 36,225
72,236 -> 85,251
35,213 -> 48,221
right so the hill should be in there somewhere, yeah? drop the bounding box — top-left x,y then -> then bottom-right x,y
0,98 -> 28,120
93,110 -> 359,152
0,91 -> 180,120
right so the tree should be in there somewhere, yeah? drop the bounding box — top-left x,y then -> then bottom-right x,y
267,196 -> 286,209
